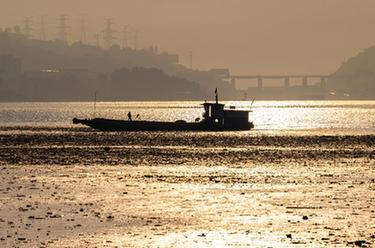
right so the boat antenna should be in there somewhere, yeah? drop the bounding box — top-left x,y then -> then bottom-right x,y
215,88 -> 218,104
93,91 -> 97,118
250,98 -> 255,110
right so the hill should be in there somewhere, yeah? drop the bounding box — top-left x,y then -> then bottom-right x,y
0,31 -> 233,101
328,46 -> 375,99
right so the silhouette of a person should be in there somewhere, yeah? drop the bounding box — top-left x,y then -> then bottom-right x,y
127,111 -> 132,121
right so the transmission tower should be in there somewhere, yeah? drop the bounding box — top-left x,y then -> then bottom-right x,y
57,15 -> 69,42
121,25 -> 128,49
80,14 -> 87,43
39,16 -> 46,40
103,19 -> 115,48
133,28 -> 139,50
23,17 -> 33,38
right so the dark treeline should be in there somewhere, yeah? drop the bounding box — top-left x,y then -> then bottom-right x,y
1,30 -> 375,101
111,67 -> 204,100
0,31 -> 233,101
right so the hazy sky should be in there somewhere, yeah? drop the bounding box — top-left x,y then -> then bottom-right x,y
1,0 -> 375,75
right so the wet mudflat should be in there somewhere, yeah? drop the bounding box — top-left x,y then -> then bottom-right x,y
0,127 -> 374,247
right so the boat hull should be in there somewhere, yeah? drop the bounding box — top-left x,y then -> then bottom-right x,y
73,118 -> 253,131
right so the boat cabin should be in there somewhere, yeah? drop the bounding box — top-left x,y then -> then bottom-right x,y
203,102 -> 225,125
202,102 -> 250,129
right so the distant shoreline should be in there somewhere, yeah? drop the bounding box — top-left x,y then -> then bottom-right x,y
1,98 -> 375,103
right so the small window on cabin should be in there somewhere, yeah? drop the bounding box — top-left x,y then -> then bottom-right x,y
209,106 -> 212,117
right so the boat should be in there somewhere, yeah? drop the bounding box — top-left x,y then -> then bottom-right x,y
72,90 -> 254,131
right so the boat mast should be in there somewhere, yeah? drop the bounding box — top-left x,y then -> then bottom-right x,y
93,91 -> 97,118
215,88 -> 218,104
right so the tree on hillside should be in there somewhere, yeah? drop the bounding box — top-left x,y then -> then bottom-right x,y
110,67 -> 204,100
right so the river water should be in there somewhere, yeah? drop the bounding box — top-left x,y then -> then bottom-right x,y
0,100 -> 374,134
0,101 -> 374,247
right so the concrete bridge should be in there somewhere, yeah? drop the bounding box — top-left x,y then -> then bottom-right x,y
222,74 -> 348,89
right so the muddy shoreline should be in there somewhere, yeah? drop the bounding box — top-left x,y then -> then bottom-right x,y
0,129 -> 374,166
0,128 -> 374,247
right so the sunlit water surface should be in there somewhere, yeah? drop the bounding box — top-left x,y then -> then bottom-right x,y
0,101 -> 374,134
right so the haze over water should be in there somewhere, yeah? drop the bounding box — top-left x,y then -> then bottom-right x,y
0,100 -> 374,134
1,1 -> 375,247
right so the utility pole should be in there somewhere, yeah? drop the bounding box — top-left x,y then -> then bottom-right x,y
39,16 -> 46,40
57,15 -> 69,42
23,17 -> 33,38
189,51 -> 193,70
80,14 -> 87,44
103,19 -> 115,49
94,33 -> 100,47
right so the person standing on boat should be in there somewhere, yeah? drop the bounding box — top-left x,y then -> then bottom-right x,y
127,111 -> 132,121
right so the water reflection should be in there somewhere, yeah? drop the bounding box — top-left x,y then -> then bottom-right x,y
0,101 -> 374,133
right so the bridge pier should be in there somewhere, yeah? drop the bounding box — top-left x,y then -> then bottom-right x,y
222,74 -> 332,90
320,77 -> 326,90
284,77 -> 290,88
257,77 -> 263,89
230,77 -> 236,88
302,77 -> 308,87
